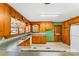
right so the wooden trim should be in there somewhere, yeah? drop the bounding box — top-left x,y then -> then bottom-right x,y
63,16 -> 79,23
4,33 -> 26,38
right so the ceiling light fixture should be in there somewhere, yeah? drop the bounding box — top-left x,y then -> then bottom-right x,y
44,3 -> 51,5
40,14 -> 59,17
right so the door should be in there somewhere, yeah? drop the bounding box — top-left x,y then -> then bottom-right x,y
70,24 -> 79,52
54,25 -> 62,42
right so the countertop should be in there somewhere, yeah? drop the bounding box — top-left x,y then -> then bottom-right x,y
0,33 -> 46,52
0,33 -> 32,45
0,32 -> 46,45
30,32 -> 46,36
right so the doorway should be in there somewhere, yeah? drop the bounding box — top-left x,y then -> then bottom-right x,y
54,25 -> 62,42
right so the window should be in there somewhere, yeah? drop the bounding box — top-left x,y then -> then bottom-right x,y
11,17 -> 18,34
32,24 -> 40,32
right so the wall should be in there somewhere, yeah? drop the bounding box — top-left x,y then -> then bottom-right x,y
31,22 -> 55,42
45,22 -> 54,42
31,22 -> 53,32
62,16 -> 79,45
62,22 -> 70,45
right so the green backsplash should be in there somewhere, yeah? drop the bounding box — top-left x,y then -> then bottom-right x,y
45,23 -> 54,42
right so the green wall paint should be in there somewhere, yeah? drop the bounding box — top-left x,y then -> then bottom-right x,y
45,23 -> 54,42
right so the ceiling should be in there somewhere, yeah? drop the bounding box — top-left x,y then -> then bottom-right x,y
9,3 -> 79,22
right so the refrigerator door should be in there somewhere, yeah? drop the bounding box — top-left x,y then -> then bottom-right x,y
71,25 -> 79,36
70,25 -> 79,52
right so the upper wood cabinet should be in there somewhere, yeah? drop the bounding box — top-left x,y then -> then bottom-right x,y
15,11 -> 22,20
11,9 -> 22,20
31,22 -> 53,32
4,5 -> 11,37
0,4 -> 5,37
11,9 -> 16,17
0,4 -> 11,37
0,3 -> 30,38
26,25 -> 31,33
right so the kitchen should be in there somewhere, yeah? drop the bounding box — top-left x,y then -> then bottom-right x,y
0,3 -> 79,53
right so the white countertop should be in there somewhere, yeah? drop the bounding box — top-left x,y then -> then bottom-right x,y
0,33 -> 31,45
0,32 -> 46,46
30,32 -> 46,36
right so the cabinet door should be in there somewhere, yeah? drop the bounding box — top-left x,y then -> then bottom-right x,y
0,10 -> 4,36
18,38 -> 30,46
0,4 -> 5,37
16,12 -> 22,20
4,5 -> 11,37
11,9 -> 15,17
32,36 -> 46,44
32,36 -> 39,44
40,36 -> 46,44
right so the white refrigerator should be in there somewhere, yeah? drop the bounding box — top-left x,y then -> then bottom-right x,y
70,24 -> 79,52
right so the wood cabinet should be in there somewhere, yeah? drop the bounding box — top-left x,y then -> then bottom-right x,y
0,4 -> 4,37
26,25 -> 30,33
40,22 -> 52,32
62,22 -> 70,45
0,4 -> 11,37
11,8 -> 22,20
18,38 -> 30,46
11,9 -> 16,18
4,5 -> 11,37
32,36 -> 46,44
40,36 -> 46,43
0,3 -> 30,38
31,22 -> 53,32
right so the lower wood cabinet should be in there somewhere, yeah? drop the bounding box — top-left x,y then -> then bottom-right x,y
18,38 -> 30,46
32,36 -> 46,44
